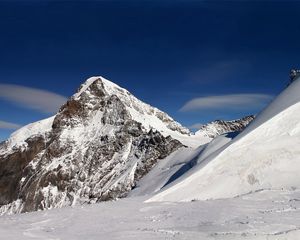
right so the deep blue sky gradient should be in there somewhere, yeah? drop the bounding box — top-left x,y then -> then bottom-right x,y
1,0 -> 300,140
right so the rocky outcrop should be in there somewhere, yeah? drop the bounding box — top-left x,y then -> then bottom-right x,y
0,135 -> 46,206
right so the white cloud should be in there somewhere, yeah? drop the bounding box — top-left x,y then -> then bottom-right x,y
0,84 -> 67,113
180,94 -> 273,112
0,120 -> 22,130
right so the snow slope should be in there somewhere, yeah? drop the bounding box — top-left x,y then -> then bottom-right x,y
130,133 -> 234,197
149,77 -> 300,202
129,147 -> 203,197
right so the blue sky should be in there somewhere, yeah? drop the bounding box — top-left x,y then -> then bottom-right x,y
1,0 -> 300,141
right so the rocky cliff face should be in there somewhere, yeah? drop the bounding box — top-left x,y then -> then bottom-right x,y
0,77 -> 184,214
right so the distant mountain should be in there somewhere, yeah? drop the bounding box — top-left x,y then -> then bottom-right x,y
196,115 -> 255,138
0,76 -> 253,214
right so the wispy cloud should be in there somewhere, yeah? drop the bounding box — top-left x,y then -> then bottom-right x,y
0,120 -> 22,130
180,94 -> 273,112
0,84 -> 67,113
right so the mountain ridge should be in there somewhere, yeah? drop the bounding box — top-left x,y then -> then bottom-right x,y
196,115 -> 255,138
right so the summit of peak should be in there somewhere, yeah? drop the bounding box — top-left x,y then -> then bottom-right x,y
74,76 -> 135,102
75,76 -> 116,96
64,76 -> 193,144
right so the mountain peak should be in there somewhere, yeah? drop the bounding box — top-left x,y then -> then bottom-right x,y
74,76 -> 127,99
71,76 -> 192,141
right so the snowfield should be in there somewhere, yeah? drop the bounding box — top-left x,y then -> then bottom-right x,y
1,190 -> 300,240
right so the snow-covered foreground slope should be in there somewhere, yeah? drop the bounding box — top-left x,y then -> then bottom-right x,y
1,189 -> 300,240
149,77 -> 300,202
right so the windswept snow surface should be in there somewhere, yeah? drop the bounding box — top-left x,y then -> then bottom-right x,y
149,77 -> 300,202
1,190 -> 300,240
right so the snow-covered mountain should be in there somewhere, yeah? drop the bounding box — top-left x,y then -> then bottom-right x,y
196,115 -> 254,138
0,76 -> 253,214
149,76 -> 300,202
0,77 -> 189,213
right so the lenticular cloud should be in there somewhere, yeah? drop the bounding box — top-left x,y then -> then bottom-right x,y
0,84 -> 67,114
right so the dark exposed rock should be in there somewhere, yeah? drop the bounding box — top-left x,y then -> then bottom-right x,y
0,135 -> 46,206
